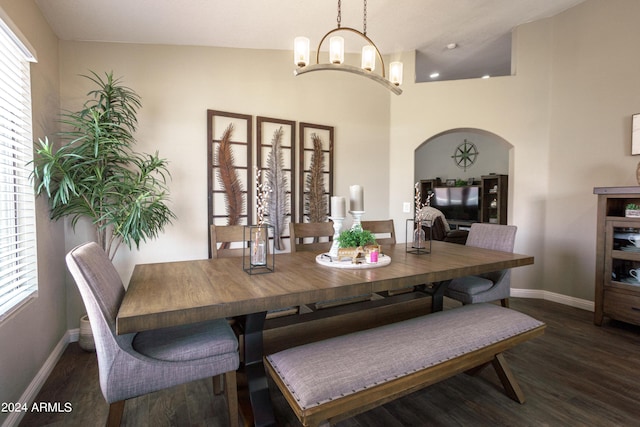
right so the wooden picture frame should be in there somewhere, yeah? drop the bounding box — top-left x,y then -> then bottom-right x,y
299,123 -> 334,223
633,113 -> 640,155
207,110 -> 252,257
257,116 -> 296,249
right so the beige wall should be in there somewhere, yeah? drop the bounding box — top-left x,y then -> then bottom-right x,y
543,0 -> 640,300
389,23 -> 553,296
0,1 -> 62,425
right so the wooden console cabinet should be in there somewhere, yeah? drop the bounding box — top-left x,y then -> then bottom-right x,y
594,186 -> 640,326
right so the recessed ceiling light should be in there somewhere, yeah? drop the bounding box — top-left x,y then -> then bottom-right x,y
430,72 -> 440,79
446,43 -> 457,50
482,75 -> 491,79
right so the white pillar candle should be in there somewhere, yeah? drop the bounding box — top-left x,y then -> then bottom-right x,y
349,185 -> 364,211
331,196 -> 346,218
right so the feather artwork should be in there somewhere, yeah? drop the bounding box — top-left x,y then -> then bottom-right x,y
216,123 -> 244,234
306,133 -> 327,223
265,126 -> 288,250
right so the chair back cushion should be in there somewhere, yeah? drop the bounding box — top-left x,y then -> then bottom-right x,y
66,242 -> 124,332
66,242 -> 128,396
466,223 -> 517,252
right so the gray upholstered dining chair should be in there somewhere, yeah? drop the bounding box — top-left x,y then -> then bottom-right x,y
444,223 -> 517,307
66,242 -> 239,427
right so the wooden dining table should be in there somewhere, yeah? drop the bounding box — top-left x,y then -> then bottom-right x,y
117,241 -> 533,426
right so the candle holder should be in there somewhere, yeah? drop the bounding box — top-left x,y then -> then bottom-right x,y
328,216 -> 344,257
350,210 -> 365,230
243,224 -> 275,274
405,218 -> 432,254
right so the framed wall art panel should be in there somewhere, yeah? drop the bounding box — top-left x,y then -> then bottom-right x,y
257,116 -> 296,251
207,110 -> 252,257
298,122 -> 334,223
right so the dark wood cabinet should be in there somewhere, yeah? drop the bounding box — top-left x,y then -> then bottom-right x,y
481,174 -> 508,225
594,186 -> 640,326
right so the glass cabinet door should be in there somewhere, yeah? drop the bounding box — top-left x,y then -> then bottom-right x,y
609,224 -> 640,287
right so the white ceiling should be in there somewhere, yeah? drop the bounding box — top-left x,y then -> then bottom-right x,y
35,0 -> 586,82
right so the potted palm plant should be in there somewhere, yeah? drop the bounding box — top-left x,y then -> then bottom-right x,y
31,71 -> 175,261
32,71 -> 175,351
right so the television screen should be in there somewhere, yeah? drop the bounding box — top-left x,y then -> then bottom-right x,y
430,186 -> 480,222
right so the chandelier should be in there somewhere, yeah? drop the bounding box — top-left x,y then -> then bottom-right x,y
293,0 -> 403,95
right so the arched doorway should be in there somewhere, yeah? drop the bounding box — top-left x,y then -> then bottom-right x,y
414,128 -> 512,183
414,128 -> 513,226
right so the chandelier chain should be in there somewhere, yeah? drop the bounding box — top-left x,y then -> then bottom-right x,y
337,0 -> 341,28
363,0 -> 367,35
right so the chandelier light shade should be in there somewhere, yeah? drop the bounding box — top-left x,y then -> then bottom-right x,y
293,0 -> 403,95
361,45 -> 376,72
329,36 -> 344,64
294,36 -> 310,67
389,61 -> 403,86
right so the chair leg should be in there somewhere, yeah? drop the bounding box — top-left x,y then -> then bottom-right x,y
106,400 -> 125,427
501,298 -> 509,308
224,371 -> 239,427
213,374 -> 223,395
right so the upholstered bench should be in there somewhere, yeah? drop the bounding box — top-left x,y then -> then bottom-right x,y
265,303 -> 545,427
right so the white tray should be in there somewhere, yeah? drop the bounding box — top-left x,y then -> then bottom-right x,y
315,253 -> 391,269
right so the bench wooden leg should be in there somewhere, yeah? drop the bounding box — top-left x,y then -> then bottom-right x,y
491,353 -> 525,403
465,362 -> 490,376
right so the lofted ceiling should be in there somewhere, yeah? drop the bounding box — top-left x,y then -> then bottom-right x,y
35,0 -> 586,82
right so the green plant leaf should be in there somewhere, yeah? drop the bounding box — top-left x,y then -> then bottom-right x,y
337,228 -> 377,248
29,71 -> 175,260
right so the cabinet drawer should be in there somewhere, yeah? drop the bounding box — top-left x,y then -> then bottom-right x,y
603,289 -> 640,325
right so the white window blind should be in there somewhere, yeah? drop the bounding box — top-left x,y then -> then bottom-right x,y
0,16 -> 37,320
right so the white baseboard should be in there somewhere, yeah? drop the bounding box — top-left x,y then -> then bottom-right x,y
69,326 -> 80,343
511,288 -> 594,312
1,329 -> 78,427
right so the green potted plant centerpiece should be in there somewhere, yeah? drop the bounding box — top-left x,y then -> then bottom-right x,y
336,226 -> 379,263
31,71 -> 176,261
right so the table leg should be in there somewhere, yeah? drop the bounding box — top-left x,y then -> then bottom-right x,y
420,279 -> 451,312
243,311 -> 276,427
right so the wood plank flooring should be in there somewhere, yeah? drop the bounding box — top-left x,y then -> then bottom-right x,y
18,298 -> 640,426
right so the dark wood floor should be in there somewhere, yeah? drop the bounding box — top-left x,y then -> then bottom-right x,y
19,298 -> 640,427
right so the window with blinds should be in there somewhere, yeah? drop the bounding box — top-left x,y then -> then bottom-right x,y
0,16 -> 38,320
